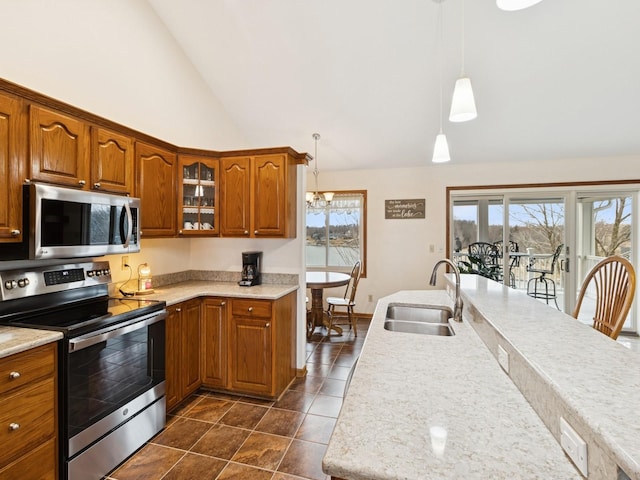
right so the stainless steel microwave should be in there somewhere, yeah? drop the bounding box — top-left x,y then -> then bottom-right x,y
0,183 -> 141,260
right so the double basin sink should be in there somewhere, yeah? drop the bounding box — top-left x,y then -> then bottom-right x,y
383,304 -> 455,336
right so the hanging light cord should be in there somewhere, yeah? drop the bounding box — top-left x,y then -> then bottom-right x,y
312,133 -> 320,198
437,1 -> 444,134
460,0 -> 465,76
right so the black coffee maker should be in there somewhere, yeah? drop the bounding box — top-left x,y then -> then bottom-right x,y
239,251 -> 262,286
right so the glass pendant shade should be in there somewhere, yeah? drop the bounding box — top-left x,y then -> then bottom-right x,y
432,133 -> 450,163
449,77 -> 477,122
323,191 -> 334,203
496,0 -> 543,11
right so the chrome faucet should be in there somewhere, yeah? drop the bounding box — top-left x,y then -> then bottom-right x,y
429,259 -> 464,322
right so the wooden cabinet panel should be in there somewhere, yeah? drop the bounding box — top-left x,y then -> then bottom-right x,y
253,154 -> 287,236
0,92 -> 25,243
29,105 -> 89,188
91,127 -> 134,194
229,315 -> 272,396
0,343 -> 57,478
0,437 -> 56,480
182,299 -> 202,397
165,305 -> 182,411
201,298 -> 227,388
220,153 -> 296,238
166,299 -> 202,411
0,378 -> 56,468
220,156 -> 251,236
136,141 -> 177,237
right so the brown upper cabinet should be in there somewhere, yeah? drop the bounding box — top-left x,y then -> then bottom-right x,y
0,92 -> 26,244
178,155 -> 219,236
28,105 -> 135,195
136,141 -> 177,237
90,127 -> 134,194
220,153 -> 297,238
29,105 -> 90,189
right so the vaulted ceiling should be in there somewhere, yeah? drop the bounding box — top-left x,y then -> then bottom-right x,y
148,0 -> 640,171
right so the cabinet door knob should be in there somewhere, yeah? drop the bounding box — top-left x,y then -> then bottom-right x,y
9,371 -> 20,380
94,182 -> 101,188
78,180 -> 86,186
254,230 -> 259,235
221,302 -> 226,306
9,423 -> 20,431
243,230 -> 249,235
265,322 -> 270,327
247,307 -> 253,312
176,308 -> 182,312
10,230 -> 20,236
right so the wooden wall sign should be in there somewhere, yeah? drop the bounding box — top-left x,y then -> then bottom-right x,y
385,199 -> 426,219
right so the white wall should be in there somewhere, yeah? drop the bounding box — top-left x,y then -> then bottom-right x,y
0,0 -> 244,150
311,155 -> 640,313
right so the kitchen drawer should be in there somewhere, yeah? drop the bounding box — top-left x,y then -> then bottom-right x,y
0,437 -> 56,480
0,343 -> 56,396
0,377 -> 56,469
231,299 -> 272,318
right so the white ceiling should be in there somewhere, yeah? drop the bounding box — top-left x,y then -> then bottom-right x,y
148,0 -> 640,171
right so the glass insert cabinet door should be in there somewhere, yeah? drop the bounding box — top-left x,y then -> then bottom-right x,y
178,155 -> 218,235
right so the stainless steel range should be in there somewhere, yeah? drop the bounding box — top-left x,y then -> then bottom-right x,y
0,260 -> 166,480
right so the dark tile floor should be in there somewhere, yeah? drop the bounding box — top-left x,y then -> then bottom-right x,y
106,319 -> 369,480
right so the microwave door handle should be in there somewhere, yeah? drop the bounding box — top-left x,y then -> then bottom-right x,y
122,201 -> 133,248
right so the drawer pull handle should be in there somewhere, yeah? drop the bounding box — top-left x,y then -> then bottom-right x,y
9,423 -> 20,431
248,307 -> 253,312
9,371 -> 20,380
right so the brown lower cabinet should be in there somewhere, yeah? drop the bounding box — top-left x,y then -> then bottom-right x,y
167,292 -> 296,411
0,343 -> 58,479
165,299 -> 202,411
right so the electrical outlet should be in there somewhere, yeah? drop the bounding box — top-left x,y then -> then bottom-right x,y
121,256 -> 129,271
497,345 -> 509,373
560,417 -> 588,476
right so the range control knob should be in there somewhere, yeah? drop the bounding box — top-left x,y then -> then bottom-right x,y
103,269 -> 110,276
87,271 -> 94,277
4,280 -> 17,290
17,278 -> 29,288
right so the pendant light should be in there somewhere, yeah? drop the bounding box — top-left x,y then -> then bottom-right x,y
432,0 -> 450,163
306,133 -> 334,207
496,0 -> 543,11
449,0 -> 477,123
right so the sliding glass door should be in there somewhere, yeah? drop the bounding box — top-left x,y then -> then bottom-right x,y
450,185 -> 638,333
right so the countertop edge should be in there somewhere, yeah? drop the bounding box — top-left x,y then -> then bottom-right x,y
0,327 -> 63,359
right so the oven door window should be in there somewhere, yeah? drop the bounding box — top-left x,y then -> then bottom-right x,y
66,319 -> 165,439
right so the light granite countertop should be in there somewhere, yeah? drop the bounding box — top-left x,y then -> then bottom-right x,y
323,288 -> 582,480
456,274 -> 640,479
0,326 -> 62,359
130,280 -> 298,306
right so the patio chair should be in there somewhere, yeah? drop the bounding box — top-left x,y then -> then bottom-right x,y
494,240 -> 519,288
526,244 -> 564,309
572,256 -> 636,340
466,242 -> 500,281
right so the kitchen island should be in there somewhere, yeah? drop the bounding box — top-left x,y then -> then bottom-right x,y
323,275 -> 640,479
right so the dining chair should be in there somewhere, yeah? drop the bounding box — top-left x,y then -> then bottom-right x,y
326,261 -> 362,336
526,244 -> 564,309
572,256 -> 636,340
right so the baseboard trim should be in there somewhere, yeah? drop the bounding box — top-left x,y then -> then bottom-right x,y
296,366 -> 307,378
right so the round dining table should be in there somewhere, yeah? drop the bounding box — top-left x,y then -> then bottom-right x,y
305,271 -> 351,337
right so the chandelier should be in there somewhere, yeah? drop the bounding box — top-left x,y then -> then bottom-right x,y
306,133 -> 334,208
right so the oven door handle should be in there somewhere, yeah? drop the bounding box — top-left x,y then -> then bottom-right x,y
68,311 -> 166,353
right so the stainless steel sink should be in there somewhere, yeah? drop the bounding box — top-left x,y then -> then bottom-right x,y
385,305 -> 453,324
383,319 -> 455,336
